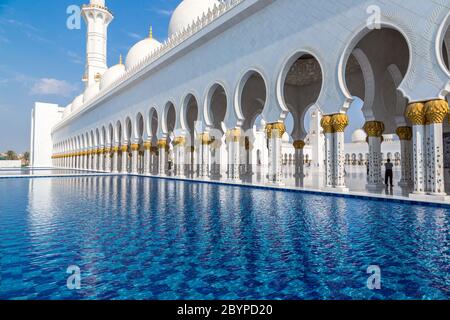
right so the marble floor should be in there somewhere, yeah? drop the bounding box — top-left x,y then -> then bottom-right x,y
3,166 -> 450,206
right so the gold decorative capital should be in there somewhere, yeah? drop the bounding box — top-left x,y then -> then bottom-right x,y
320,115 -> 334,134
265,122 -> 286,139
199,133 -> 211,145
293,140 -> 305,150
425,100 -> 449,124
331,113 -> 349,132
363,121 -> 385,137
174,136 -> 186,146
143,142 -> 152,150
157,139 -> 167,149
226,128 -> 241,143
131,143 -> 140,151
396,126 -> 412,141
121,145 -> 128,153
405,102 -> 426,125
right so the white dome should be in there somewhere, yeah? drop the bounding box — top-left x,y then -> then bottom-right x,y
101,63 -> 126,90
125,37 -> 161,70
168,0 -> 220,37
72,94 -> 84,111
83,83 -> 100,104
352,129 -> 367,143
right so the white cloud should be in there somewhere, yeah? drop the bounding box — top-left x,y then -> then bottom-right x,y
30,78 -> 78,97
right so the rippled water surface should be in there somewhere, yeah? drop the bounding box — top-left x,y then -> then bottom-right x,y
0,176 -> 448,300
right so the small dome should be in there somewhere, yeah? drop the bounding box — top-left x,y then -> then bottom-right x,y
168,0 -> 220,37
101,63 -> 126,90
72,94 -> 84,111
83,83 -> 100,104
352,129 -> 367,143
125,36 -> 161,70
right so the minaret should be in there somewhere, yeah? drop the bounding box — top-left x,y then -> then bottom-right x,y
81,0 -> 113,88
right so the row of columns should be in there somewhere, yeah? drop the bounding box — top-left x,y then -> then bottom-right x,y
52,99 -> 449,199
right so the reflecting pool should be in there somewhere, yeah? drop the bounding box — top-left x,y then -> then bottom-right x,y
0,176 -> 448,300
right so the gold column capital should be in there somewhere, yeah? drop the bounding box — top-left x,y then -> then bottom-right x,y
265,122 -> 286,139
331,113 -> 349,133
173,136 -> 186,146
405,102 -> 426,125
396,126 -> 412,141
293,140 -> 305,150
199,133 -> 211,145
131,143 -> 140,151
226,128 -> 241,142
157,139 -> 167,149
363,121 -> 385,137
425,99 -> 449,124
121,145 -> 128,153
143,142 -> 152,150
320,115 -> 334,133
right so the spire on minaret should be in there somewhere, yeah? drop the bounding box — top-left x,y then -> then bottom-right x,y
149,26 -> 153,39
119,54 -> 123,65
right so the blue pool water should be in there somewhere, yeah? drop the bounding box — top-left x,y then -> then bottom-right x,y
0,176 -> 448,300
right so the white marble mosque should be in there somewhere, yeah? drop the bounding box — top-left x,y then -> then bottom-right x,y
30,0 -> 450,201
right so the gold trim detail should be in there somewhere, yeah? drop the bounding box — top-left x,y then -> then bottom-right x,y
331,114 -> 349,133
265,122 -> 286,139
174,136 -> 186,146
143,142 -> 152,150
157,139 -> 167,149
131,144 -> 140,151
199,133 -> 211,145
396,126 -> 412,141
226,128 -> 241,143
363,121 -> 385,137
425,100 -> 449,124
293,140 -> 305,150
320,115 -> 334,134
405,102 -> 426,125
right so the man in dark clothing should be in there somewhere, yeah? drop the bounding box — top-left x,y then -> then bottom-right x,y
385,159 -> 394,187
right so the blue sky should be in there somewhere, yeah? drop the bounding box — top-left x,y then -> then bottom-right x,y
0,0 -> 364,152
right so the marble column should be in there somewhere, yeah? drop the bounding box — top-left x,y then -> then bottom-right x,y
396,126 -> 413,187
227,128 -> 241,181
321,115 -> 334,188
98,147 -> 105,171
104,146 -> 111,172
199,133 -> 211,179
93,149 -> 99,171
112,146 -> 119,173
293,140 -> 305,178
158,139 -> 167,176
174,136 -> 186,177
331,114 -> 349,191
266,122 -> 285,184
143,141 -> 151,175
121,145 -> 128,173
406,103 -> 427,194
131,143 -> 139,174
363,121 -> 385,189
424,100 -> 449,196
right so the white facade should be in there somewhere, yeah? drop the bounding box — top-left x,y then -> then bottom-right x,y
0,161 -> 22,168
31,0 -> 450,199
30,102 -> 63,167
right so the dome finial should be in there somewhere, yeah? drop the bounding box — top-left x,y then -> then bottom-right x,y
149,26 -> 153,39
119,54 -> 123,65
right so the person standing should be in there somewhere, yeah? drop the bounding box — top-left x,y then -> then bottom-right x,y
385,158 -> 394,187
